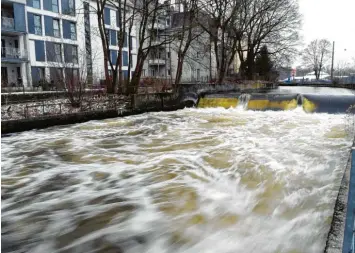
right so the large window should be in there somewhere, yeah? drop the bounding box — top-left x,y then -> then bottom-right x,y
50,68 -> 63,85
52,0 -> 59,13
65,68 -> 79,83
69,0 -> 75,14
33,0 -> 40,8
72,46 -> 78,63
54,43 -> 62,62
34,15 -> 42,35
70,23 -> 76,40
46,42 -> 62,62
64,44 -> 78,63
27,0 -> 40,9
31,67 -> 45,86
63,20 -> 76,40
62,0 -> 75,16
53,19 -> 60,37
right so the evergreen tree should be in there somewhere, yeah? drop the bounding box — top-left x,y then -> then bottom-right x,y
255,45 -> 274,80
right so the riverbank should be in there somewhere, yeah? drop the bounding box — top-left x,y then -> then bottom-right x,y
1,82 -> 277,134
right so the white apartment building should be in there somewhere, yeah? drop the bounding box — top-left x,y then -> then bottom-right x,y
1,0 -> 29,88
1,0 -> 137,89
141,2 -> 216,83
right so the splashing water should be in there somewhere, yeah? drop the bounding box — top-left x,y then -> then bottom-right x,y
1,108 -> 353,253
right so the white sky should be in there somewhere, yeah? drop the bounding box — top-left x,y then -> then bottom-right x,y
295,0 -> 355,68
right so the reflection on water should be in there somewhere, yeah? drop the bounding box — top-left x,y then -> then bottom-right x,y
1,107 -> 353,253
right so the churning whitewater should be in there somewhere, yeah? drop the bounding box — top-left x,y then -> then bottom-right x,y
1,107 -> 353,253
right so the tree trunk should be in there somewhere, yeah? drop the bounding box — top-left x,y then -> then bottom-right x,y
129,53 -> 145,94
174,51 -> 184,89
217,66 -> 226,85
97,12 -> 112,93
246,51 -> 255,80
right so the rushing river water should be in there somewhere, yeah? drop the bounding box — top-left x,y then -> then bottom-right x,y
1,107 -> 354,253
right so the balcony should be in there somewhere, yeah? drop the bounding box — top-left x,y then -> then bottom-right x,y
151,39 -> 167,47
1,47 -> 28,62
1,17 -> 15,31
150,23 -> 167,30
149,59 -> 166,65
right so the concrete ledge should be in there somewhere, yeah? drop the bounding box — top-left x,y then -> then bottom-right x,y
324,151 -> 351,253
325,140 -> 355,253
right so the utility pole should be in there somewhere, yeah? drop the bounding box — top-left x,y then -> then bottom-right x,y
331,41 -> 335,80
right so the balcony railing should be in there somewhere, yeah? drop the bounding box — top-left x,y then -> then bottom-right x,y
1,47 -> 28,59
148,59 -> 166,65
1,17 -> 15,30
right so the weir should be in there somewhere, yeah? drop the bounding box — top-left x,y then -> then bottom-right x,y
194,92 -> 355,114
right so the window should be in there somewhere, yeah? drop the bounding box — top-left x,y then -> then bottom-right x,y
110,30 -> 117,45
62,0 -> 75,15
168,69 -> 171,75
54,43 -> 62,62
1,39 -> 5,57
33,0 -> 40,8
63,20 -> 76,40
53,19 -> 60,37
72,46 -> 78,63
34,15 -> 42,35
70,23 -> 76,40
68,0 -> 75,15
64,44 -> 78,63
31,67 -> 45,86
143,69 -> 146,76
35,40 -> 45,61
122,51 -> 128,66
104,8 -> 110,25
27,0 -> 40,8
65,68 -> 79,84
167,52 -> 170,58
50,68 -> 63,83
52,0 -> 59,12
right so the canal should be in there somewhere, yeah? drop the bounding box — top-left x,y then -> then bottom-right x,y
2,99 -> 354,253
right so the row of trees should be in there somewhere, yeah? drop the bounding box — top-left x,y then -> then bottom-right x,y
92,0 -> 301,94
302,39 -> 355,81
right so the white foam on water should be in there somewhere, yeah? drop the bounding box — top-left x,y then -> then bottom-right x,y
1,107 -> 353,253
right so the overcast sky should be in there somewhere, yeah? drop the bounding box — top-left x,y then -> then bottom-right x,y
296,0 -> 355,68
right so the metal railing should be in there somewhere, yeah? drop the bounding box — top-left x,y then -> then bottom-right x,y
1,47 -> 28,59
148,59 -> 166,65
1,17 -> 15,30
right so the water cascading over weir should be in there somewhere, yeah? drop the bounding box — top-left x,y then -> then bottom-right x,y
195,92 -> 355,113
182,85 -> 355,253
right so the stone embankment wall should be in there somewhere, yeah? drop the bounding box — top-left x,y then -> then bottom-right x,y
1,82 -> 277,134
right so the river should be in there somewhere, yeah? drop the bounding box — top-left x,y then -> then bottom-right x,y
1,106 -> 354,253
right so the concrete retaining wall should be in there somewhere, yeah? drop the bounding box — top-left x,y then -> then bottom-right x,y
1,92 -> 186,134
1,90 -> 106,105
324,141 -> 355,253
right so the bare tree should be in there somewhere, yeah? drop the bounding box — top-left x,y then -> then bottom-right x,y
302,39 -> 332,80
237,0 -> 301,80
128,0 -> 175,94
94,0 -> 174,94
196,0 -> 243,84
170,0 -> 202,88
46,44 -> 94,107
